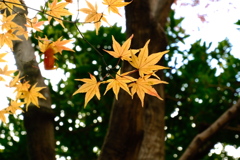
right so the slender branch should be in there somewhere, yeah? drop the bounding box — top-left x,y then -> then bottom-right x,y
179,99 -> 240,160
74,23 -> 112,73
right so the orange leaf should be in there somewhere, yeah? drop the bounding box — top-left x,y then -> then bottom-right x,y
73,74 -> 101,107
44,48 -> 56,70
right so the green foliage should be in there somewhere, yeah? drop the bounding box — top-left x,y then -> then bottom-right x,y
165,10 -> 240,160
0,115 -> 27,160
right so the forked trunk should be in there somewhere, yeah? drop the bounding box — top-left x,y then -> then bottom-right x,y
99,0 -> 173,160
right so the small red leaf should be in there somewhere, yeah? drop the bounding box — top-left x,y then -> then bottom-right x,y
44,48 -> 55,70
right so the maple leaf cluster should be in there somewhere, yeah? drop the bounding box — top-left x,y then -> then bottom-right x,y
0,12 -> 25,49
0,0 -> 130,70
38,36 -> 74,70
73,35 -> 169,107
0,68 -> 46,123
0,0 -> 169,123
79,0 -> 131,34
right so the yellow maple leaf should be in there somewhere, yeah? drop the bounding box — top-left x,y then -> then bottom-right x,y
20,83 -> 46,111
1,12 -> 19,30
0,53 -> 8,62
15,26 -> 29,40
79,1 -> 109,35
46,0 -> 73,28
51,37 -> 75,54
0,65 -> 16,81
15,81 -> 31,99
0,110 -> 7,123
104,69 -> 136,100
129,40 -> 169,77
38,36 -> 51,53
129,75 -> 168,106
0,0 -> 25,14
102,0 -> 131,16
73,73 -> 101,107
7,100 -> 24,114
7,71 -> 22,88
25,17 -> 46,32
0,29 -> 22,49
103,34 -> 138,61
0,2 -> 7,11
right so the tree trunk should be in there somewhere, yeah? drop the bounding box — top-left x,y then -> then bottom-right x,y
99,1 -> 173,160
11,2 -> 55,160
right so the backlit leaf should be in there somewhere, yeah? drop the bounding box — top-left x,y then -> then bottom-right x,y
103,34 -> 138,61
46,0 -> 73,27
20,83 -> 46,111
73,73 -> 101,107
79,1 -> 109,34
104,69 -> 136,99
102,0 -> 131,16
129,40 -> 169,77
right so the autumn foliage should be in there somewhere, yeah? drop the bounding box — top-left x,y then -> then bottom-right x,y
73,35 -> 168,107
0,0 -> 169,122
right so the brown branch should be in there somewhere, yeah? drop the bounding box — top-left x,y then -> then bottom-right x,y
179,99 -> 240,160
199,122 -> 240,133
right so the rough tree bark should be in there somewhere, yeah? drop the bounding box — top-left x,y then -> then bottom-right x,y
179,99 -> 240,160
99,1 -> 174,160
10,2 -> 55,160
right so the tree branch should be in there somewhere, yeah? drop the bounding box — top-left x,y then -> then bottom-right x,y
179,99 -> 240,160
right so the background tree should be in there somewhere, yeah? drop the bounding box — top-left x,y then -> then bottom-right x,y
1,1 -> 55,160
